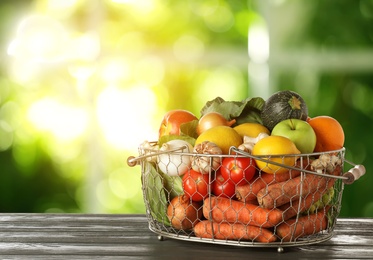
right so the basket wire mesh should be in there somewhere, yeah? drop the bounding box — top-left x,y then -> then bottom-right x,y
128,143 -> 364,251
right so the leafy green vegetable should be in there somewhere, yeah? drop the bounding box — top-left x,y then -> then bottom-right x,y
199,96 -> 265,125
235,97 -> 265,125
305,187 -> 335,215
160,171 -> 183,201
142,161 -> 170,226
180,119 -> 198,139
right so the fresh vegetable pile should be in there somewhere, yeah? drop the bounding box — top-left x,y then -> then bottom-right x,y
133,90 -> 351,244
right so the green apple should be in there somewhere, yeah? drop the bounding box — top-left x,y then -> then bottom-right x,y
271,119 -> 316,154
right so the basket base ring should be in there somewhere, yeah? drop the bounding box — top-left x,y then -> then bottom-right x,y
148,223 -> 335,250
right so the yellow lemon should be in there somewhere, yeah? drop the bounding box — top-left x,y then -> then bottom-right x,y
195,125 -> 242,155
252,135 -> 300,174
234,123 -> 270,138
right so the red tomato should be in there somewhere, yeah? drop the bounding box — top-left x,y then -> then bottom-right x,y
212,170 -> 236,198
221,157 -> 256,186
182,169 -> 209,201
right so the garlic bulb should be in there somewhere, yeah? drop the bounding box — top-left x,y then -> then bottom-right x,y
311,154 -> 342,174
192,141 -> 222,174
157,139 -> 193,176
139,140 -> 159,162
238,132 -> 269,153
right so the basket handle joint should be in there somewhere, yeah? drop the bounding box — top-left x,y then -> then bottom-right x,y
342,164 -> 366,184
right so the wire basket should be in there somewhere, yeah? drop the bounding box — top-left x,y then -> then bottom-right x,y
127,142 -> 365,252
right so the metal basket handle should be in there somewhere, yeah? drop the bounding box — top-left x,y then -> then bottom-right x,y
127,144 -> 189,167
231,147 -> 366,185
342,162 -> 366,184
127,145 -> 366,185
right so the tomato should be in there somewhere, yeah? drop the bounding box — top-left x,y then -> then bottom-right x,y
182,169 -> 209,202
212,170 -> 236,198
221,157 -> 256,186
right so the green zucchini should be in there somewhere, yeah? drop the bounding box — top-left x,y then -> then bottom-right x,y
261,90 -> 308,131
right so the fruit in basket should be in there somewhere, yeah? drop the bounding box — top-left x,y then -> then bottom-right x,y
157,139 -> 193,176
211,170 -> 236,198
158,109 -> 198,138
271,118 -> 316,154
221,157 -> 256,186
167,195 -> 202,230
182,169 -> 210,202
251,135 -> 300,174
307,115 -> 345,152
194,125 -> 243,155
261,90 -> 308,131
233,122 -> 270,138
196,111 -> 236,135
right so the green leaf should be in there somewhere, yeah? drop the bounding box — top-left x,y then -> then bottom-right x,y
199,96 -> 265,125
200,97 -> 241,120
142,162 -> 170,226
179,119 -> 199,139
160,172 -> 183,201
235,97 -> 265,125
304,187 -> 335,215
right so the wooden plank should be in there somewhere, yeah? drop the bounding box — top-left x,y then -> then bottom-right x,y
0,214 -> 371,259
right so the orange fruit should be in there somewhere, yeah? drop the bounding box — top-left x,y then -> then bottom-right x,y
252,135 -> 301,174
307,116 -> 345,152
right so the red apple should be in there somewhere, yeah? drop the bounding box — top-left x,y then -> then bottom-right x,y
158,109 -> 198,138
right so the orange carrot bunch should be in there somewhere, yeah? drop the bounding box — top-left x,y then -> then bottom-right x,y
191,156 -> 341,243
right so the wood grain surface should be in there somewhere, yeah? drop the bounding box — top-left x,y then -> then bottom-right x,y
0,214 -> 372,259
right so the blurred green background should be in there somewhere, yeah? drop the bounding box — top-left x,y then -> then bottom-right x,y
0,0 -> 371,216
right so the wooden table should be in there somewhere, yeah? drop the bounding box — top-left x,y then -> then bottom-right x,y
0,214 -> 372,259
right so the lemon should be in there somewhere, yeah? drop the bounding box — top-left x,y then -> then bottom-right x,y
252,135 -> 300,174
195,125 -> 242,155
234,123 -> 270,138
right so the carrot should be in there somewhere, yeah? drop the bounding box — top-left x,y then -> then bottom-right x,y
245,198 -> 259,206
276,207 -> 329,242
235,165 -> 303,202
203,196 -> 284,228
281,190 -> 324,220
257,165 -> 340,209
194,220 -> 277,243
281,166 -> 340,220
